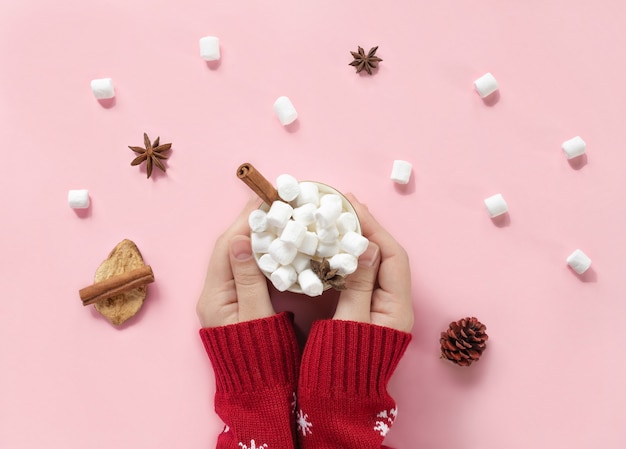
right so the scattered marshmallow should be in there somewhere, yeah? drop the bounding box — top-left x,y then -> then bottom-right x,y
316,240 -> 340,258
68,189 -> 90,209
271,265 -> 297,292
266,201 -> 293,229
562,136 -> 586,160
390,160 -> 413,184
268,238 -> 297,265
566,249 -> 592,274
276,174 -> 300,201
317,225 -> 339,243
248,209 -> 268,233
90,78 -> 115,100
329,253 -> 358,276
258,254 -> 280,273
298,269 -> 324,296
336,212 -> 357,234
251,232 -> 274,253
292,203 -> 316,226
296,182 -> 320,206
292,253 -> 312,273
340,231 -> 369,257
484,193 -> 508,218
315,198 -> 342,228
299,231 -> 319,256
280,220 -> 307,247
273,96 -> 298,125
474,72 -> 499,99
199,36 -> 220,61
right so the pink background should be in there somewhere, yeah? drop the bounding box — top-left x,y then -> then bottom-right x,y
1,0 -> 625,447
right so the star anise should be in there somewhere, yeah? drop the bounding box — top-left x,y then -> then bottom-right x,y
349,46 -> 382,75
129,133 -> 172,179
310,258 -> 346,291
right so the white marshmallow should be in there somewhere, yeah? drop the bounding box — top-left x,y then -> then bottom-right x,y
268,238 -> 297,265
292,252 -> 312,273
317,225 -> 339,243
336,212 -> 357,234
315,201 -> 342,228
562,136 -> 586,160
298,269 -> 324,297
280,220 -> 307,247
484,193 -> 508,218
329,253 -> 358,276
251,232 -> 275,253
299,231 -> 319,256
258,254 -> 280,273
271,265 -> 297,292
316,241 -> 340,258
320,193 -> 343,209
276,174 -> 300,201
390,160 -> 413,184
340,231 -> 369,257
248,209 -> 268,232
296,182 -> 320,206
90,78 -> 115,100
266,201 -> 294,229
199,36 -> 220,61
292,203 -> 316,226
566,249 -> 592,274
474,72 -> 499,98
273,96 -> 298,125
68,189 -> 90,209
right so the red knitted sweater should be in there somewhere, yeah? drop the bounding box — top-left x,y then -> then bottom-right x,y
199,312 -> 411,449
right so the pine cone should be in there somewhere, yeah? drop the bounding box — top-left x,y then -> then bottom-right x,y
440,317 -> 488,366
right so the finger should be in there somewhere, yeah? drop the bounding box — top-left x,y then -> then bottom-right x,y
229,235 -> 274,322
333,242 -> 381,323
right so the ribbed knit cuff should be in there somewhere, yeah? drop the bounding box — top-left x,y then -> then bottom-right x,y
299,320 -> 412,399
199,312 -> 300,394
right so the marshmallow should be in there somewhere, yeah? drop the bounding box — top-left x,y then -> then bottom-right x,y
390,160 -> 413,184
484,193 -> 508,218
277,174 -> 300,201
68,189 -> 90,209
296,182 -> 320,206
273,96 -> 298,125
329,253 -> 358,276
316,240 -> 340,258
251,232 -> 275,253
293,203 -> 316,226
299,231 -> 319,256
280,220 -> 307,247
248,209 -> 268,232
317,225 -> 339,243
199,36 -> 220,61
266,201 -> 294,229
298,269 -> 324,296
340,231 -> 369,257
90,78 -> 115,100
258,254 -> 280,273
268,238 -> 297,265
292,252 -> 312,273
566,249 -> 592,274
474,72 -> 499,98
320,193 -> 343,209
562,136 -> 586,160
271,265 -> 297,292
336,212 -> 357,234
315,200 -> 342,228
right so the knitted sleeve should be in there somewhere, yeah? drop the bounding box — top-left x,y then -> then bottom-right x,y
296,320 -> 412,449
199,312 -> 300,449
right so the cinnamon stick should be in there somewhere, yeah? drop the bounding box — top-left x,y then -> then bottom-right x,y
79,265 -> 154,306
237,163 -> 280,205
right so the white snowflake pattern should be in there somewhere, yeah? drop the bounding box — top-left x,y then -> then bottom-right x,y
373,407 -> 398,437
296,409 -> 313,436
238,440 -> 268,449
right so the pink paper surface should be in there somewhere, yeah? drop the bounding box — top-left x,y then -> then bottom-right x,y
1,0 -> 625,447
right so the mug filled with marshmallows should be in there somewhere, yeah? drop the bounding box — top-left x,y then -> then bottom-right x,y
237,163 -> 369,296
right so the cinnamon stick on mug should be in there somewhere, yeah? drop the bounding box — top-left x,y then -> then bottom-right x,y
79,265 -> 155,306
237,163 -> 280,205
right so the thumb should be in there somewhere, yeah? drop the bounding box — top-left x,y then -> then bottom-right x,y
333,242 -> 381,323
229,235 -> 275,322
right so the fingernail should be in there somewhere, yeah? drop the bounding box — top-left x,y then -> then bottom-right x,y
231,238 -> 253,260
358,243 -> 379,267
